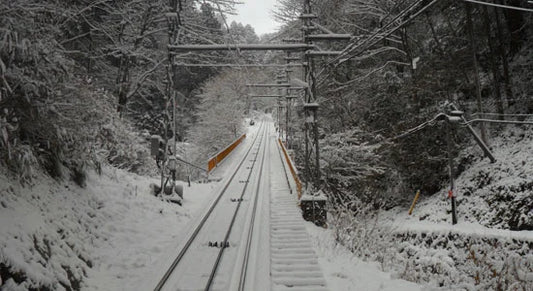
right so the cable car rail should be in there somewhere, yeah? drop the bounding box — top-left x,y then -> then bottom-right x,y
153,122 -> 269,291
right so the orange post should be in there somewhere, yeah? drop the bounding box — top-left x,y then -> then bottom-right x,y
408,190 -> 421,215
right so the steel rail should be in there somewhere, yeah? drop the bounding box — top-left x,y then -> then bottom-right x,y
153,122 -> 265,291
205,123 -> 269,290
237,124 -> 270,291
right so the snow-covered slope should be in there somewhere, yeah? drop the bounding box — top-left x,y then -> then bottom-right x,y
323,124 -> 533,290
0,167 -> 216,290
409,124 -> 532,231
361,124 -> 533,289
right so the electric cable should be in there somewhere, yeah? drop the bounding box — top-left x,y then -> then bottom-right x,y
385,113 -> 445,141
470,112 -> 533,118
461,0 -> 533,13
461,119 -> 533,126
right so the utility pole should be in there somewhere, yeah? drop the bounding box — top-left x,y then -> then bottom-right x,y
165,0 -> 349,193
276,71 -> 284,137
445,118 -> 458,225
302,0 -> 321,188
161,0 -> 181,193
285,51 -> 291,147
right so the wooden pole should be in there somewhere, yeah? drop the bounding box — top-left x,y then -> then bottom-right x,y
408,190 -> 421,215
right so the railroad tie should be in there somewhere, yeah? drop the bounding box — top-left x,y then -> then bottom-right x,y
269,184 -> 327,291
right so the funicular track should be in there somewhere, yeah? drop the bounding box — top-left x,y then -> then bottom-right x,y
154,121 -> 270,291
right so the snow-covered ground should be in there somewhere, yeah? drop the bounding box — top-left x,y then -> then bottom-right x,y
0,121 -> 262,291
405,124 -> 533,231
0,166 -> 219,290
306,223 -> 424,291
321,124 -> 533,290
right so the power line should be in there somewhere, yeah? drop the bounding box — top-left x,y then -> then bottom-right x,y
470,112 -> 533,118
462,119 -> 533,126
336,0 -> 423,59
461,0 -> 533,13
386,113 -> 445,141
332,0 -> 440,66
175,156 -> 207,172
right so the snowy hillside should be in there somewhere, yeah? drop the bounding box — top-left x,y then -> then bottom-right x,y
0,167 -> 217,290
325,124 -> 533,290
410,124 -> 533,231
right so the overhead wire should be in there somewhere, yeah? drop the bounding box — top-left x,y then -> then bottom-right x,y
331,0 -> 425,64
334,0 -> 440,66
381,113 -> 445,142
470,112 -> 533,118
213,2 -> 265,114
461,119 -> 533,126
461,0 -> 533,13
312,0 -> 440,88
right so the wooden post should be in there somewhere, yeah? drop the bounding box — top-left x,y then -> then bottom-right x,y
408,190 -> 421,215
446,121 -> 458,225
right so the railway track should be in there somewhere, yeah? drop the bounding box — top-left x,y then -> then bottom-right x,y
153,121 -> 270,291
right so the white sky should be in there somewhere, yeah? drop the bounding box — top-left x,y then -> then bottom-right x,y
227,0 -> 279,36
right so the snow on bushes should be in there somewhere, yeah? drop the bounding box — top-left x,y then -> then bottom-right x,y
320,128 -> 407,207
328,203 -> 533,289
412,124 -> 533,230
392,230 -> 533,289
326,123 -> 533,289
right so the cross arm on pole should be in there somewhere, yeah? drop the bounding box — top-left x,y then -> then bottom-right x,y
249,95 -> 299,98
247,83 -> 292,88
173,63 -> 305,68
169,43 -> 314,52
305,34 -> 352,41
306,51 -> 342,56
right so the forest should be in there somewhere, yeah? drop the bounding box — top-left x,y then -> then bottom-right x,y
2,0 -> 530,217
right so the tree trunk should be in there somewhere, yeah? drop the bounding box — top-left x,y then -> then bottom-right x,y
425,12 -> 444,55
465,2 -> 488,144
494,5 -> 513,106
482,6 -> 504,119
499,0 -> 525,56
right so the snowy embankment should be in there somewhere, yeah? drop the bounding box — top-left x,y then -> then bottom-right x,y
318,124 -> 533,290
409,124 -> 533,231
306,223 -> 425,291
0,166 -> 216,290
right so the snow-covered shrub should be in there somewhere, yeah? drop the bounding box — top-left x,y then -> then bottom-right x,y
328,199 -> 397,270
187,69 -> 270,170
5,144 -> 38,185
321,128 -> 408,208
391,230 -> 533,290
93,111 -> 158,177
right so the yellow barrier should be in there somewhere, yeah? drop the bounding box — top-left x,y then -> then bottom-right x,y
408,190 -> 421,215
278,139 -> 303,199
207,134 -> 246,173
